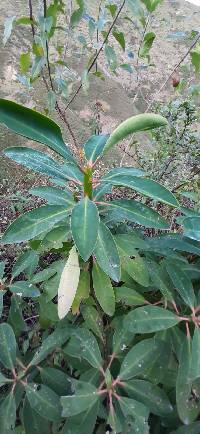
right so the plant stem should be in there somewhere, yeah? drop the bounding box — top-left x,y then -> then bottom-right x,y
83,167 -> 93,199
65,0 -> 126,110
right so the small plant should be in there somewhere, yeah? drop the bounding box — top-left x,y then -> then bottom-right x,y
0,99 -> 200,433
135,98 -> 200,193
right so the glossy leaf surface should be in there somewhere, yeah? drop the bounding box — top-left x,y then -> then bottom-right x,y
0,323 -> 16,370
124,306 -> 180,333
93,221 -> 120,282
61,381 -> 99,417
2,205 -> 69,244
25,383 -> 62,422
103,113 -> 168,153
93,263 -> 115,316
71,198 -> 99,261
0,99 -> 74,161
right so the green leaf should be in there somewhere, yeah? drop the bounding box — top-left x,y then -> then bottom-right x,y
3,16 -> 15,45
71,198 -> 99,261
81,305 -> 103,341
141,0 -> 163,12
0,323 -> 16,370
93,221 -> 120,282
0,99 -> 74,161
30,186 -> 74,206
121,253 -> 150,287
143,234 -> 200,256
102,199 -> 170,229
118,395 -> 148,422
106,4 -> 117,17
31,56 -> 45,79
20,52 -> 30,73
12,250 -> 38,279
115,286 -> 147,306
120,63 -> 134,73
23,399 -> 51,434
124,379 -> 173,416
41,260 -> 65,301
104,45 -> 117,71
191,44 -> 200,73
102,176 -> 179,207
112,316 -> 133,356
25,383 -> 62,422
40,368 -> 71,396
9,281 -> 40,298
166,262 -> 195,309
0,392 -> 16,432
191,327 -> 200,381
149,262 -> 174,302
183,217 -> 200,241
124,306 -> 180,333
176,338 -> 200,424
103,167 -> 145,180
113,31 -> 125,51
42,226 -> 70,249
4,147 -> 82,183
93,183 -> 111,201
16,16 -> 37,25
2,205 -> 69,244
103,113 -> 168,153
72,271 -> 90,314
64,327 -> 103,369
84,134 -> 109,163
30,326 -> 72,366
61,381 -> 99,417
119,338 -> 164,380
30,268 -> 57,284
114,233 -> 148,254
70,0 -> 84,27
139,32 -> 156,59
61,401 -> 99,434
93,263 -> 115,316
8,295 -> 27,336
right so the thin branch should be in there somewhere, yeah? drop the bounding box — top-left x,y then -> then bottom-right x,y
172,167 -> 200,193
28,0 -> 35,37
136,13 -> 150,83
146,31 -> 200,112
120,14 -> 150,167
42,1 -> 78,149
65,0 -> 126,110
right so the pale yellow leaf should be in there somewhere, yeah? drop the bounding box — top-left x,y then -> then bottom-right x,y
58,246 -> 80,319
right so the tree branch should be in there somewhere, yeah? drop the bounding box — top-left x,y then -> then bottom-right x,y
146,31 -> 200,112
65,0 -> 126,110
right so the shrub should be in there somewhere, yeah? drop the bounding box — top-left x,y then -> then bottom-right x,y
0,99 -> 200,433
134,98 -> 200,194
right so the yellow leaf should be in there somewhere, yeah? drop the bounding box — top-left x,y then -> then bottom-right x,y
58,246 -> 80,319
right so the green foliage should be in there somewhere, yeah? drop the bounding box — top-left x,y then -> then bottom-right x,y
0,81 -> 200,433
136,99 -> 200,194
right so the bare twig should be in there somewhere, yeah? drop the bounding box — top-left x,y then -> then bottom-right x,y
146,32 -> 200,112
39,1 -> 78,149
28,0 -> 35,37
120,14 -> 151,167
65,0 -> 126,110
